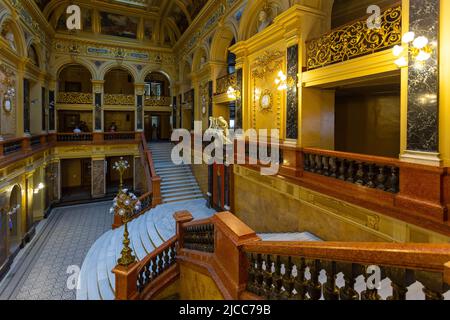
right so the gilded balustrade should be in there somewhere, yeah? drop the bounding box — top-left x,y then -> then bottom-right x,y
216,72 -> 237,95
144,96 -> 171,107
306,4 -> 402,70
104,94 -> 135,106
57,92 -> 93,104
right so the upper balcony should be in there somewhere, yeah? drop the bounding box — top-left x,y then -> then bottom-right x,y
304,3 -> 402,84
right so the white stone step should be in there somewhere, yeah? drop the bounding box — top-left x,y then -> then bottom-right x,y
163,194 -> 205,203
161,178 -> 198,186
162,189 -> 202,199
161,183 -> 200,192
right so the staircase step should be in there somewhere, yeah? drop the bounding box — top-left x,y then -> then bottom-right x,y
163,194 -> 205,203
162,189 -> 202,198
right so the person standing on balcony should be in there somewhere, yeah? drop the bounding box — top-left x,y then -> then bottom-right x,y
73,126 -> 81,134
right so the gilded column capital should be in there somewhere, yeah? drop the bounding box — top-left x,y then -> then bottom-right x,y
92,80 -> 104,93
134,82 -> 145,95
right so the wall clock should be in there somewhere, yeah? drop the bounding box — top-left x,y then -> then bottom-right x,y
3,98 -> 12,113
259,89 -> 273,112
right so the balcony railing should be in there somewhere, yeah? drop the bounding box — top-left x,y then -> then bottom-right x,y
57,92 -> 93,104
216,72 -> 237,95
57,133 -> 93,142
144,96 -> 171,107
3,139 -> 23,156
103,132 -> 136,141
306,4 -> 402,70
104,94 -> 135,106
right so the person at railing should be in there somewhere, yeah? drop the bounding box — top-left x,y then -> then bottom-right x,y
109,122 -> 118,133
73,126 -> 82,134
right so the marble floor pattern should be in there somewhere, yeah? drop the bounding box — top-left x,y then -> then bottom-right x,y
0,202 -> 112,300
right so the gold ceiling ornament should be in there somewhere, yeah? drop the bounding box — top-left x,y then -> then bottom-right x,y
251,50 -> 284,79
306,4 -> 402,70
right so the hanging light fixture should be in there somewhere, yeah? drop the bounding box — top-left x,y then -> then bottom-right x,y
393,32 -> 434,68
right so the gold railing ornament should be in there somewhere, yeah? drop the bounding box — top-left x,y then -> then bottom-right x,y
57,92 -> 93,104
104,94 -> 135,106
216,72 -> 237,95
306,4 -> 402,70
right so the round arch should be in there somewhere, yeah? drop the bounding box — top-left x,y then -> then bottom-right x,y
210,25 -> 237,63
27,42 -> 44,68
8,185 -> 22,249
140,66 -> 175,86
192,46 -> 209,72
0,14 -> 27,57
58,64 -> 94,93
99,62 -> 139,83
53,56 -> 98,81
238,0 -> 290,41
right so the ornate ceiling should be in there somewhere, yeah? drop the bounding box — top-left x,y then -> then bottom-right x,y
33,0 -> 209,45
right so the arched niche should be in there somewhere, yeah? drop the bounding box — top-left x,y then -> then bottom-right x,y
28,44 -> 40,68
192,47 -> 209,72
0,17 -> 26,57
8,185 -> 22,254
58,64 -> 93,93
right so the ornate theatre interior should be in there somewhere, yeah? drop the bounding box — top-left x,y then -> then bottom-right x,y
0,0 -> 449,301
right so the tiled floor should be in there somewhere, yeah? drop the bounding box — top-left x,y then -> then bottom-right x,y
0,202 -> 112,300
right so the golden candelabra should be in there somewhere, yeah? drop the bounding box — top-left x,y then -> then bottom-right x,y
111,157 -> 141,267
113,157 -> 130,191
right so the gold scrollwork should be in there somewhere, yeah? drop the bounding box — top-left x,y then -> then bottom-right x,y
216,73 -> 237,95
252,50 -> 284,79
57,92 -> 93,104
306,5 -> 402,70
104,94 -> 135,106
144,96 -> 171,107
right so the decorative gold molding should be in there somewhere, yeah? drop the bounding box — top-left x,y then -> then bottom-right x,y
306,5 -> 402,70
251,50 -> 284,79
104,94 -> 135,106
57,92 -> 93,104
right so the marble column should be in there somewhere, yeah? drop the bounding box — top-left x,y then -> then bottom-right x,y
23,78 -> 31,135
135,83 -> 144,132
92,80 -> 104,132
286,44 -> 299,141
172,96 -> 177,129
92,158 -> 106,198
403,0 -> 441,165
191,89 -> 195,130
48,80 -> 56,132
207,164 -> 213,208
235,68 -> 243,130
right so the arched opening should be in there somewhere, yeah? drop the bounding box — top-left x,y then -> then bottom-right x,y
8,185 -> 22,255
0,21 -> 18,53
57,65 -> 93,133
104,68 -> 135,132
143,72 -> 172,142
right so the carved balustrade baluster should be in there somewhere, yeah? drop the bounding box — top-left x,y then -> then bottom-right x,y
323,261 -> 340,300
388,167 -> 399,193
255,254 -> 265,296
294,257 -> 308,300
385,268 -> 413,300
329,157 -> 337,178
416,271 -> 447,301
281,256 -> 295,300
151,257 -> 158,279
304,154 -> 311,171
307,259 -> 322,300
338,159 -> 347,180
366,164 -> 376,188
361,265 -> 382,300
347,161 -> 355,183
309,154 -> 316,173
338,263 -> 360,300
356,163 -> 365,185
263,255 -> 274,298
322,156 -> 330,176
376,167 -> 387,190
270,255 -> 283,299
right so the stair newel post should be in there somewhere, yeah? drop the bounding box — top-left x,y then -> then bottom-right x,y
174,211 -> 194,250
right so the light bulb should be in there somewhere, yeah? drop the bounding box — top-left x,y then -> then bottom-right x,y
402,32 -> 415,44
413,36 -> 429,49
275,78 -> 280,85
392,45 -> 404,57
416,50 -> 431,61
394,57 -> 408,67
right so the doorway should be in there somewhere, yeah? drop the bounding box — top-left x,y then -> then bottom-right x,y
61,159 -> 92,202
144,112 -> 171,142
8,185 -> 22,255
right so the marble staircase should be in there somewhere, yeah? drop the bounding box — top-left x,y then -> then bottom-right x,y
149,142 -> 204,204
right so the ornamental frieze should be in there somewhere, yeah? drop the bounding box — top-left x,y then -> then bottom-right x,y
54,39 -> 175,65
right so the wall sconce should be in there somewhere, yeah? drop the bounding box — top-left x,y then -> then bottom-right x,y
34,182 -> 45,194
1,205 -> 20,231
275,71 -> 296,91
227,86 -> 241,100
393,32 -> 434,68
